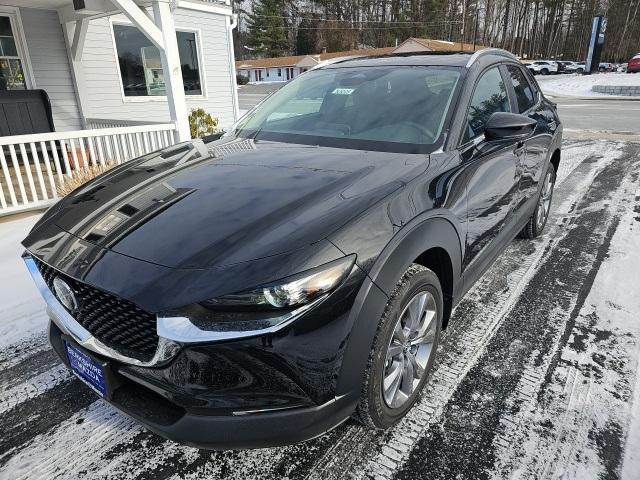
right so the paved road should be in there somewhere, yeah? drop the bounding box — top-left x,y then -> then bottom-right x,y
552,97 -> 640,134
238,83 -> 283,112
1,140 -> 639,479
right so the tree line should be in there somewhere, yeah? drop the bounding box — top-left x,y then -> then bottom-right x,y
233,0 -> 640,62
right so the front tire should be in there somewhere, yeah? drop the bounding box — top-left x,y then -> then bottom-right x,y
541,68 -> 549,75
354,264 -> 442,430
520,165 -> 556,239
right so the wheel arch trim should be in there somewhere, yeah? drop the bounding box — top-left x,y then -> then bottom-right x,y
334,213 -> 463,398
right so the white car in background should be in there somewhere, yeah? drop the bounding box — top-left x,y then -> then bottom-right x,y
526,61 -> 559,75
558,61 -> 585,74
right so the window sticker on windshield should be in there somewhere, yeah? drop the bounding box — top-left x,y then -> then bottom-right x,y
332,88 -> 355,95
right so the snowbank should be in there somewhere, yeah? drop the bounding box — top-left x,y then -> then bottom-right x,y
537,72 -> 640,98
0,214 -> 47,348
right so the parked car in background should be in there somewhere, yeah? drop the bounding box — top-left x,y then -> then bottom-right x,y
628,54 -> 640,73
526,61 -> 559,75
598,62 -> 614,72
22,48 -> 562,449
558,61 -> 583,74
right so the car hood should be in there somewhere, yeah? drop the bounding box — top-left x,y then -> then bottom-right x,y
36,137 -> 429,269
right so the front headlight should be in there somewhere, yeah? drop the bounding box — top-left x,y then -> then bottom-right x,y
201,255 -> 356,311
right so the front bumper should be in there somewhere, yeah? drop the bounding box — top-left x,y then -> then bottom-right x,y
48,314 -> 359,449
36,255 -> 369,449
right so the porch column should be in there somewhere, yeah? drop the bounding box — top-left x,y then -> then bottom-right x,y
152,0 -> 190,142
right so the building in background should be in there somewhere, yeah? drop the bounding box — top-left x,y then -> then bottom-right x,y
0,0 -> 238,217
236,46 -> 395,83
236,38 -> 485,84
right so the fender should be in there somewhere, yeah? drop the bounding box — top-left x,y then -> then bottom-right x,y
550,126 -> 563,161
335,213 -> 463,397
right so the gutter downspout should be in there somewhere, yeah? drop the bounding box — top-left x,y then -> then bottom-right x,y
226,14 -> 240,122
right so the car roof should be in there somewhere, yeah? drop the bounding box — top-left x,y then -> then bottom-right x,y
321,51 -> 484,69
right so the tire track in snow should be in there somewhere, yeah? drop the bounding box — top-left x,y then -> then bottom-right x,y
0,332 -> 49,371
491,159 -> 640,479
0,401 -> 144,479
94,413 -> 354,479
0,363 -> 71,415
391,143 -> 638,480
0,348 -> 59,393
0,378 -> 97,467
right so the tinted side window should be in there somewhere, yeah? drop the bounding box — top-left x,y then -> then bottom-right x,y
463,67 -> 510,143
507,66 -> 536,112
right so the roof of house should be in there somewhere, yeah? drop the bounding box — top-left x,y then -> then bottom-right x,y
235,46 -> 395,70
398,37 -> 485,52
235,38 -> 486,70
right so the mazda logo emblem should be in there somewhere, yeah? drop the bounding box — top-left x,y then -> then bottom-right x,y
53,277 -> 78,311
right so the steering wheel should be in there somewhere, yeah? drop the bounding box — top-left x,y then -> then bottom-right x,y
402,121 -> 437,142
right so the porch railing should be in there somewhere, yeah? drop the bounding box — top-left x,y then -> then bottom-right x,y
0,123 -> 178,216
85,118 -> 168,129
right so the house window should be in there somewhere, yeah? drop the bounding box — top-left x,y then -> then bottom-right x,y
0,16 -> 26,90
278,68 -> 282,77
113,24 -> 202,97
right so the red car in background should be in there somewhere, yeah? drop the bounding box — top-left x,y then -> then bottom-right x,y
628,54 -> 640,73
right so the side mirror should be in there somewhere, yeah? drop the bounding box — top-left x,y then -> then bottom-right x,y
484,112 -> 537,142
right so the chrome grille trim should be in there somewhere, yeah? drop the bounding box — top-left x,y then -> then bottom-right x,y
24,256 -> 180,367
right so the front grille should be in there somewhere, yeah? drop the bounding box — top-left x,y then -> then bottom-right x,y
35,259 -> 158,362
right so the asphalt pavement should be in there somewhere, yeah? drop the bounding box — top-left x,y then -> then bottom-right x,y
551,97 -> 640,135
238,83 -> 283,112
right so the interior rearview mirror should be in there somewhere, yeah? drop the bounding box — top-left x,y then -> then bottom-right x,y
484,112 -> 537,142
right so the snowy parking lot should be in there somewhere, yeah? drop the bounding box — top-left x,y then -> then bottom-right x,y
536,72 -> 640,98
1,139 -> 640,479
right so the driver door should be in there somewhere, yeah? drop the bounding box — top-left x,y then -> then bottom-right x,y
460,66 -> 523,286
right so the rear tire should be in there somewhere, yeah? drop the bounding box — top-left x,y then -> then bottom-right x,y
354,264 -> 442,430
541,68 -> 549,75
520,165 -> 556,239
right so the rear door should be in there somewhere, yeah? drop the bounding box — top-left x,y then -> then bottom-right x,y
504,65 -> 554,213
458,66 -> 522,280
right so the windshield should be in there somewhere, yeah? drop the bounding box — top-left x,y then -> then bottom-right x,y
232,66 -> 462,153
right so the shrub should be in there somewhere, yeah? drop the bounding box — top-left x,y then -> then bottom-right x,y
189,108 -> 219,139
236,73 -> 249,85
57,161 -> 116,197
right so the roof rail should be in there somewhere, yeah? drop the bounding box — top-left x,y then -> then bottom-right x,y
465,48 -> 518,67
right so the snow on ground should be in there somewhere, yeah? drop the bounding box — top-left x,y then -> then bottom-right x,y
0,214 -> 46,349
537,72 -> 640,97
489,144 -> 640,480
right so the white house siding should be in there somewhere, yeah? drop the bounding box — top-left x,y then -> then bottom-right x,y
19,8 -> 83,131
264,67 -> 286,81
241,67 -> 298,83
80,8 -> 236,128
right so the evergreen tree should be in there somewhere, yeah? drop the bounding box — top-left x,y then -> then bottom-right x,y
296,16 -> 320,54
246,0 -> 290,57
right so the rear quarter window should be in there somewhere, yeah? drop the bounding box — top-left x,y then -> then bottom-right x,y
507,65 -> 537,113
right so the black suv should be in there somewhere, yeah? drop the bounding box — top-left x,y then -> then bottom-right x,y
23,48 -> 562,449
